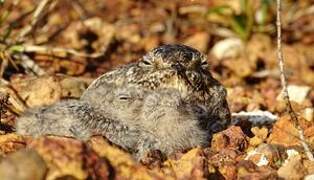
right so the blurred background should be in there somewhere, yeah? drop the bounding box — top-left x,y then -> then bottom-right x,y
0,0 -> 314,114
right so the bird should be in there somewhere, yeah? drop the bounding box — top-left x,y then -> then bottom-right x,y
81,44 -> 231,135
16,84 -> 209,160
16,44 -> 230,160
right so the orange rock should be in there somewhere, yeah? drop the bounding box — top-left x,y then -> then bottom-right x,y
267,115 -> 313,147
211,126 -> 249,152
90,136 -> 171,179
251,127 -> 268,140
304,160 -> 314,174
277,154 -> 307,179
163,148 -> 208,180
0,133 -> 26,155
249,127 -> 269,147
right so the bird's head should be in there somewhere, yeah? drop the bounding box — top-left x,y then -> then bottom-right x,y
127,44 -> 211,94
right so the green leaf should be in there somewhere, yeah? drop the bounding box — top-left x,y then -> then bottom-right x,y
207,5 -> 232,15
9,45 -> 24,53
230,15 -> 248,40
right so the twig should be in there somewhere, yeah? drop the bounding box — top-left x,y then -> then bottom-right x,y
0,52 -> 9,78
72,0 -> 90,20
12,0 -> 55,76
276,0 -> 314,161
22,44 -> 105,58
12,53 -> 46,75
17,0 -> 53,42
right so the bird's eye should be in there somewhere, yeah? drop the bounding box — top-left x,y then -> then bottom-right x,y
142,60 -> 151,66
139,55 -> 153,67
118,94 -> 131,101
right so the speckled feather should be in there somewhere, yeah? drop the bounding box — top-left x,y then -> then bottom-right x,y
16,44 -> 230,160
82,44 -> 231,133
17,86 -> 209,160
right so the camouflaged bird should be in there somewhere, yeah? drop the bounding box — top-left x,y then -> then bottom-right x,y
17,84 -> 209,160
16,44 -> 230,160
82,44 -> 231,134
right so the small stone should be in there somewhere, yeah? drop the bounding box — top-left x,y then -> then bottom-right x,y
249,127 -> 269,147
251,127 -> 268,140
237,160 -> 278,179
0,149 -> 47,180
223,57 -> 253,77
305,174 -> 314,180
89,136 -> 167,179
0,133 -> 26,155
163,148 -> 208,179
277,85 -> 311,104
211,38 -> 243,59
211,126 -> 249,152
303,107 -> 314,122
183,32 -> 210,53
249,136 -> 264,147
60,76 -> 88,98
245,144 -> 283,168
304,160 -> 314,175
29,136 -> 110,180
267,116 -> 300,147
208,149 -> 242,179
277,154 -> 307,179
11,75 -> 62,108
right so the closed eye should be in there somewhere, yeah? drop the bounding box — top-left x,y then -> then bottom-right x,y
139,55 -> 153,67
118,94 -> 131,101
119,96 -> 129,100
142,60 -> 151,65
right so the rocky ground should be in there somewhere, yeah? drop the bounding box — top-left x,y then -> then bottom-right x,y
0,0 -> 314,179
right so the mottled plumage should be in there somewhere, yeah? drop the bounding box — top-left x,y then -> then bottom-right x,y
16,44 -> 230,160
17,85 -> 208,160
82,44 -> 231,133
